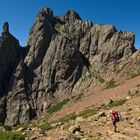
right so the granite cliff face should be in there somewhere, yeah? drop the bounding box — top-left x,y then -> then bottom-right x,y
0,7 -> 139,126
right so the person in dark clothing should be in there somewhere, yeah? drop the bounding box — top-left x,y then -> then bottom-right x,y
110,110 -> 121,132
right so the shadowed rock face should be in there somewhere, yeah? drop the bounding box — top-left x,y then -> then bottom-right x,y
0,7 -> 138,126
0,22 -> 22,125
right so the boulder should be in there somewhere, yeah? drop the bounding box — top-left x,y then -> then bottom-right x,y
16,127 -> 26,132
68,124 -> 81,133
129,118 -> 135,125
137,117 -> 140,121
75,116 -> 86,123
106,99 -> 113,105
98,111 -> 106,118
125,96 -> 131,100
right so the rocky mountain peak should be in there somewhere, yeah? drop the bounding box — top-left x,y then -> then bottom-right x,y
0,8 -> 139,126
0,22 -> 21,53
61,10 -> 81,23
26,7 -> 56,67
1,22 -> 10,41
36,7 -> 54,21
2,22 -> 9,33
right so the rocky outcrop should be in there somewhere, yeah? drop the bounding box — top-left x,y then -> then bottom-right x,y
5,60 -> 33,126
0,22 -> 22,124
0,7 -> 139,126
89,25 -> 135,72
0,22 -> 21,95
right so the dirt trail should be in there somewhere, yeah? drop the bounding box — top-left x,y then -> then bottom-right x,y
50,75 -> 140,122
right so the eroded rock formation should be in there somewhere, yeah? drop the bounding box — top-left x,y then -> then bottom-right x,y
0,7 -> 139,126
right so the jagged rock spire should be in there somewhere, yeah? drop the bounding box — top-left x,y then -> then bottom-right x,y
61,10 -> 81,23
1,22 -> 10,40
2,22 -> 9,33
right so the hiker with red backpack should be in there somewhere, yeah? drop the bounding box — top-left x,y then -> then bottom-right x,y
110,110 -> 121,132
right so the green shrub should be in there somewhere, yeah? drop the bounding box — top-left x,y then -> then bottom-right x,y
0,131 -> 25,140
104,99 -> 127,109
55,22 -> 62,31
38,123 -> 53,131
75,93 -> 84,102
78,108 -> 98,118
58,106 -> 98,123
47,99 -> 69,114
59,113 -> 77,123
105,79 -> 118,89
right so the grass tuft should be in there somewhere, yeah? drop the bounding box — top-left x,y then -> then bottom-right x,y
58,107 -> 98,123
47,99 -> 70,114
0,131 -> 25,140
74,93 -> 84,102
104,99 -> 127,109
78,108 -> 98,118
38,123 -> 53,131
105,79 -> 118,89
59,113 -> 77,123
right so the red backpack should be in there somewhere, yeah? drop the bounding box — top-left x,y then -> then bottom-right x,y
112,112 -> 120,122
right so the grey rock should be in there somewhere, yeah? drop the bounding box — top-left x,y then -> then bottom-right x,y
0,97 -> 6,124
0,22 -> 21,96
0,7 -> 139,126
60,10 -> 81,23
129,118 -> 135,125
25,7 -> 56,68
3,22 -> 9,33
98,111 -> 106,118
107,99 -> 113,105
137,117 -> 140,121
68,124 -> 81,133
5,60 -> 33,126
75,116 -> 86,123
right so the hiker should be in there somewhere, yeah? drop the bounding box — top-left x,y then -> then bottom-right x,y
110,110 -> 121,132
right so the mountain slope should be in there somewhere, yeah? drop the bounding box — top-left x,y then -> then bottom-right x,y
0,7 -> 139,126
38,75 -> 140,140
8,74 -> 140,140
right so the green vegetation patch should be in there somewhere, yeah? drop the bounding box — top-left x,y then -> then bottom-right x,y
55,22 -> 63,31
104,99 -> 127,109
38,123 -> 53,131
58,107 -> 98,123
54,17 -> 64,31
74,93 -> 84,102
39,107 -> 98,131
78,108 -> 98,118
0,131 -> 25,140
59,113 -> 77,123
47,99 -> 70,114
105,79 -> 118,89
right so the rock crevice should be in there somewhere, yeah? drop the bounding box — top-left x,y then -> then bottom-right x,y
0,7 -> 138,126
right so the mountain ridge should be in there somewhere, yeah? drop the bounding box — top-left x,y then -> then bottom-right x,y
0,7 -> 139,126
